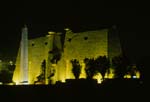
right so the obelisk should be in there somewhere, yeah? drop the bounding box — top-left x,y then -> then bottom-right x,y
20,25 -> 28,84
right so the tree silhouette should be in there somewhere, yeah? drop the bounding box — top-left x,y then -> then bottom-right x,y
127,64 -> 137,78
36,60 -> 46,83
48,66 -> 56,84
95,56 -> 110,80
49,40 -> 62,64
136,56 -> 149,82
84,58 -> 97,79
0,70 -> 12,84
70,59 -> 81,79
112,55 -> 129,79
8,64 -> 16,72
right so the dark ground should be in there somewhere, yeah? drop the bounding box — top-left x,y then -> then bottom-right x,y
0,79 -> 145,102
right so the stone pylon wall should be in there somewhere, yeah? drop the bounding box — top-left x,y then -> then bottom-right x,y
13,28 -> 122,84
56,29 -> 109,82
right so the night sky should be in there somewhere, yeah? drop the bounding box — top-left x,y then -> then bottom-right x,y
0,1 -> 149,63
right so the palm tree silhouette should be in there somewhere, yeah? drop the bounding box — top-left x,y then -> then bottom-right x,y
95,56 -> 110,81
84,58 -> 97,79
112,55 -> 129,79
70,59 -> 81,79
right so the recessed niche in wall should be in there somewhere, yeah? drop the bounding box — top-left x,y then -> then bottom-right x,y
48,50 -> 53,54
68,38 -> 72,42
32,43 -> 35,46
84,37 -> 88,40
45,42 -> 48,45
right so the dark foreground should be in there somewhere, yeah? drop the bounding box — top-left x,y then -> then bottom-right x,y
0,79 -> 145,102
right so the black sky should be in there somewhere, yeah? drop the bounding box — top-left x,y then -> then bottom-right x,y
0,1 -> 149,62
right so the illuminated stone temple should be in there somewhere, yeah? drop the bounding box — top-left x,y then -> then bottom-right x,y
13,26 -> 126,85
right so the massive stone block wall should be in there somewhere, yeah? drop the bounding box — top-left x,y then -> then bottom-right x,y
13,28 -> 122,84
55,29 -> 108,82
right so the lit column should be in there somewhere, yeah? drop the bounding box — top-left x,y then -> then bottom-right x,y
20,25 -> 28,84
